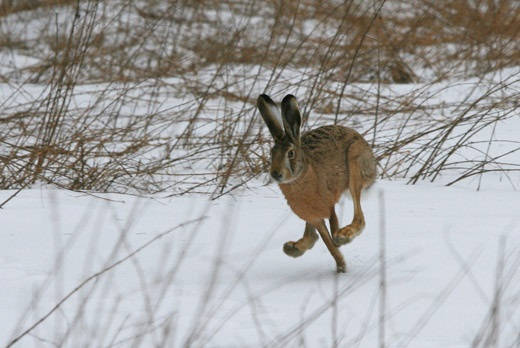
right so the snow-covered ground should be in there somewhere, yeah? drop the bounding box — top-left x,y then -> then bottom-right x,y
2,180 -> 519,347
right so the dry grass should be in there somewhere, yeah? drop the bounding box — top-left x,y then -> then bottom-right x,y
0,0 -> 77,17
0,0 -> 519,198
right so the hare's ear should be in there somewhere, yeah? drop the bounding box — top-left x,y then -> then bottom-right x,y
281,94 -> 301,143
257,94 -> 284,141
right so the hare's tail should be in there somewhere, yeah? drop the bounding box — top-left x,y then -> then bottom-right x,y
359,148 -> 377,189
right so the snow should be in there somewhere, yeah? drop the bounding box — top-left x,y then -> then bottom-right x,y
2,180 -> 519,347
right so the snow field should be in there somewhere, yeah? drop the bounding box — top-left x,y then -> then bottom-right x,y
2,180 -> 519,347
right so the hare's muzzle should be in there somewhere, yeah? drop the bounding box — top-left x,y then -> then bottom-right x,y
270,170 -> 283,182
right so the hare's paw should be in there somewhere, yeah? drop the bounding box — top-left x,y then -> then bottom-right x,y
333,233 -> 352,246
283,241 -> 305,258
336,261 -> 347,273
333,225 -> 361,246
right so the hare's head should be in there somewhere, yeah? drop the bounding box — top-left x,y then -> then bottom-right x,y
257,94 -> 305,184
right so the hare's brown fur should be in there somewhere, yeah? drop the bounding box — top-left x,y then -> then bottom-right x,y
280,125 -> 375,223
256,94 -> 376,273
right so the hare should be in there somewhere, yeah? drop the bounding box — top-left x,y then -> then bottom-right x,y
257,94 -> 377,273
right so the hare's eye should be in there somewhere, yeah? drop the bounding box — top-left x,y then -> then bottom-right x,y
287,149 -> 295,159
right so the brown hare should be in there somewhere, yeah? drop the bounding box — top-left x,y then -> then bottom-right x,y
257,94 -> 377,273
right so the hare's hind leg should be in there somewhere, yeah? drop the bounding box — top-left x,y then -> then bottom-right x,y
283,223 -> 318,258
333,142 -> 367,246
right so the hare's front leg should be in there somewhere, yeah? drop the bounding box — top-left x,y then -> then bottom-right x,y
329,207 -> 339,236
283,222 -> 318,257
314,220 -> 346,273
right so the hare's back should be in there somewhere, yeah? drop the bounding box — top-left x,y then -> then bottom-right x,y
302,125 -> 373,198
301,125 -> 365,163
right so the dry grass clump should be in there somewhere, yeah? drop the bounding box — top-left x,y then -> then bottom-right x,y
0,0 -> 76,17
0,0 -> 519,197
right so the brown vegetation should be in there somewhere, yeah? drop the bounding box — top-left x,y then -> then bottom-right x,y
0,0 -> 519,197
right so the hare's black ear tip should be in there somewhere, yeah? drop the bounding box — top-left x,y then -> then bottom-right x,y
257,94 -> 275,106
282,94 -> 298,107
282,94 -> 297,104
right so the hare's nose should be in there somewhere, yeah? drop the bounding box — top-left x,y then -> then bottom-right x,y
271,171 -> 282,181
